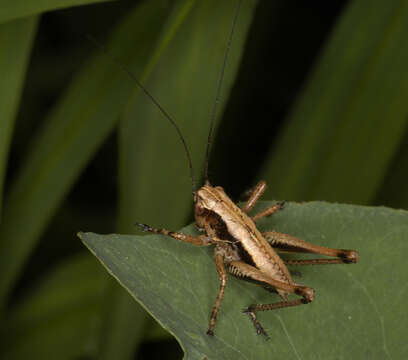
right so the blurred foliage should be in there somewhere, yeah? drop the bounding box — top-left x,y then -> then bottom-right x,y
0,0 -> 117,24
0,0 -> 407,359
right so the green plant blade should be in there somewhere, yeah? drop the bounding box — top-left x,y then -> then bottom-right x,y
261,0 -> 408,205
0,0 -> 116,24
0,16 -> 38,221
1,254 -> 109,360
0,1 -> 170,306
80,201 -> 408,359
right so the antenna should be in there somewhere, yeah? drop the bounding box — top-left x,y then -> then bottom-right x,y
86,34 -> 197,195
204,0 -> 243,184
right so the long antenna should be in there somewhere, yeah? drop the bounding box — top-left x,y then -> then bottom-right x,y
204,0 -> 243,184
86,34 -> 197,194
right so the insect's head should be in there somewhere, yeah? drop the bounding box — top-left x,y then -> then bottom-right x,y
194,185 -> 213,228
194,184 -> 227,228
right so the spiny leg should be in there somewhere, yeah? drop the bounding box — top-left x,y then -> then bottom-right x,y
136,223 -> 212,246
244,298 -> 307,340
241,180 -> 285,221
228,261 -> 314,338
241,180 -> 267,213
207,247 -> 228,336
251,201 -> 285,222
262,231 -> 359,264
285,258 -> 351,265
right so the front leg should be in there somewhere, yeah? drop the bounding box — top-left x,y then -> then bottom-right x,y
207,246 -> 228,336
136,223 -> 212,246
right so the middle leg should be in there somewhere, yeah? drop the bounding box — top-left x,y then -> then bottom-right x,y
207,246 -> 228,336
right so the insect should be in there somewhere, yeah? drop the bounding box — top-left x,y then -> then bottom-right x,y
104,0 -> 360,338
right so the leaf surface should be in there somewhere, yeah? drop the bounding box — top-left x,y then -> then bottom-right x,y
80,201 -> 408,359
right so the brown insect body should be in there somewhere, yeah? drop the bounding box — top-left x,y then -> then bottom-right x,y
192,182 -> 321,336
128,0 -> 359,339
139,177 -> 358,338
195,184 -> 293,291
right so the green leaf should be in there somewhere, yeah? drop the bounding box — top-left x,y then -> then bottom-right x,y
0,0 -> 117,24
80,201 -> 408,359
261,0 -> 408,204
0,16 -> 38,220
1,253 -> 109,360
96,280 -> 150,360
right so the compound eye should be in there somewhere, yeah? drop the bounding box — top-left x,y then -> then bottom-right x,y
195,202 -> 206,216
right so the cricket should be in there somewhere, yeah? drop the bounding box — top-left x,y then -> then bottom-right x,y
104,0 -> 360,338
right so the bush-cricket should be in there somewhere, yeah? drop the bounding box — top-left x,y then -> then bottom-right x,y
93,0 -> 360,338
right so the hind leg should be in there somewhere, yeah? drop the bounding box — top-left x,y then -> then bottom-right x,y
228,260 -> 314,338
262,231 -> 359,264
